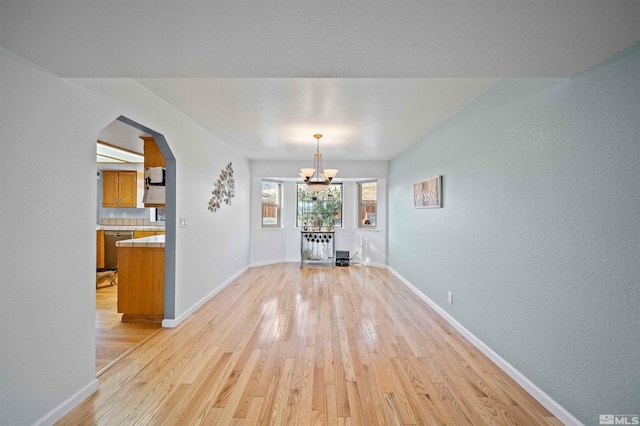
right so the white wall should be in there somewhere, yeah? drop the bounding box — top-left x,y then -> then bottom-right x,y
388,44 -> 640,423
0,48 -> 250,425
72,88 -> 251,323
70,83 -> 252,322
1,48 -> 100,426
250,160 -> 388,267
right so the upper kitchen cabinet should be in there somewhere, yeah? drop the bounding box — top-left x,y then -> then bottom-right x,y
141,137 -> 166,207
141,137 -> 165,169
102,170 -> 138,208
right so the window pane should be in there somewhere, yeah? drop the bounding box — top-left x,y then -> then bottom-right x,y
297,183 -> 342,229
360,182 -> 377,201
362,206 -> 376,226
262,181 -> 281,227
359,181 -> 377,227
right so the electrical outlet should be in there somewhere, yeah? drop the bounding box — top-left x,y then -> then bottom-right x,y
447,291 -> 453,304
179,217 -> 188,228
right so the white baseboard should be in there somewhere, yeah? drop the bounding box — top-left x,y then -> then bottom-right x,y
252,259 -> 389,269
250,258 -> 288,268
387,266 -> 583,426
33,378 -> 99,426
352,261 -> 387,269
162,266 -> 250,328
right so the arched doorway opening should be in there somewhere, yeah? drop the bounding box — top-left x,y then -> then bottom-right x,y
95,115 -> 176,373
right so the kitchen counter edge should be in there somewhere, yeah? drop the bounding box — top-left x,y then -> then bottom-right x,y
116,234 -> 165,248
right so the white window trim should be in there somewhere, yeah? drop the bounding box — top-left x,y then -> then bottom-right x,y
357,180 -> 378,229
261,179 -> 283,229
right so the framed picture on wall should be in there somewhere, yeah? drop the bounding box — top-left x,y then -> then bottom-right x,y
413,175 -> 442,208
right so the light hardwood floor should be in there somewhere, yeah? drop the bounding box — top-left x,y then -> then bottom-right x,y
95,279 -> 161,374
64,263 -> 559,425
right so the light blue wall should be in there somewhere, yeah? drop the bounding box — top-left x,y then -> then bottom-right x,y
388,43 -> 640,424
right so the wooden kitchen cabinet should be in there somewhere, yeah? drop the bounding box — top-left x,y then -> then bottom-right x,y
102,170 -> 137,208
96,230 -> 105,269
101,171 -> 119,207
142,137 -> 165,169
134,230 -> 155,239
117,245 -> 164,323
141,136 -> 166,208
134,230 -> 165,239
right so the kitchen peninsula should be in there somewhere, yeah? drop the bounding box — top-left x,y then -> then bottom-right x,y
116,234 -> 164,323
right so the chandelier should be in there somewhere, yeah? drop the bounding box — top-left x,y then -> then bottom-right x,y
299,134 -> 338,192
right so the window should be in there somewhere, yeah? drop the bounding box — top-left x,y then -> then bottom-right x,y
296,183 -> 342,229
261,180 -> 282,228
358,181 -> 377,228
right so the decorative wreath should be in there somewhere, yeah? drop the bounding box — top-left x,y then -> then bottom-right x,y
208,162 -> 235,212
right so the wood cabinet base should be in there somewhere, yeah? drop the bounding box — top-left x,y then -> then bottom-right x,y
117,246 -> 164,322
122,314 -> 163,324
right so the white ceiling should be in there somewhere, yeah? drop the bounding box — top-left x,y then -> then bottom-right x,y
136,78 -> 497,160
97,120 -> 148,155
2,1 -> 640,161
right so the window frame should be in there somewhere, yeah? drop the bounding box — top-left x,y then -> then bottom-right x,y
261,179 -> 283,228
357,180 -> 378,229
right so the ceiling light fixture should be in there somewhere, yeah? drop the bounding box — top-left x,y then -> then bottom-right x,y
96,154 -> 125,163
299,134 -> 338,192
96,141 -> 144,163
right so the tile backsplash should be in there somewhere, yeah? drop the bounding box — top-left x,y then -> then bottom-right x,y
99,218 -> 165,227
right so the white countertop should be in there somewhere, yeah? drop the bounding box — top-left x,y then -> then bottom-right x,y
116,234 -> 165,248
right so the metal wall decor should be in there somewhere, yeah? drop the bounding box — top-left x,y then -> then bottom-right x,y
208,162 -> 235,212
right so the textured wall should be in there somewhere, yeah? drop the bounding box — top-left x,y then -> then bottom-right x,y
388,44 -> 640,424
0,48 -> 251,425
1,48 -> 101,425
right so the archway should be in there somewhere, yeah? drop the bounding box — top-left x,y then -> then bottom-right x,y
114,115 -> 176,320
95,116 -> 177,373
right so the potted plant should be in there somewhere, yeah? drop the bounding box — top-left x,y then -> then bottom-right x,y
320,190 -> 341,231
